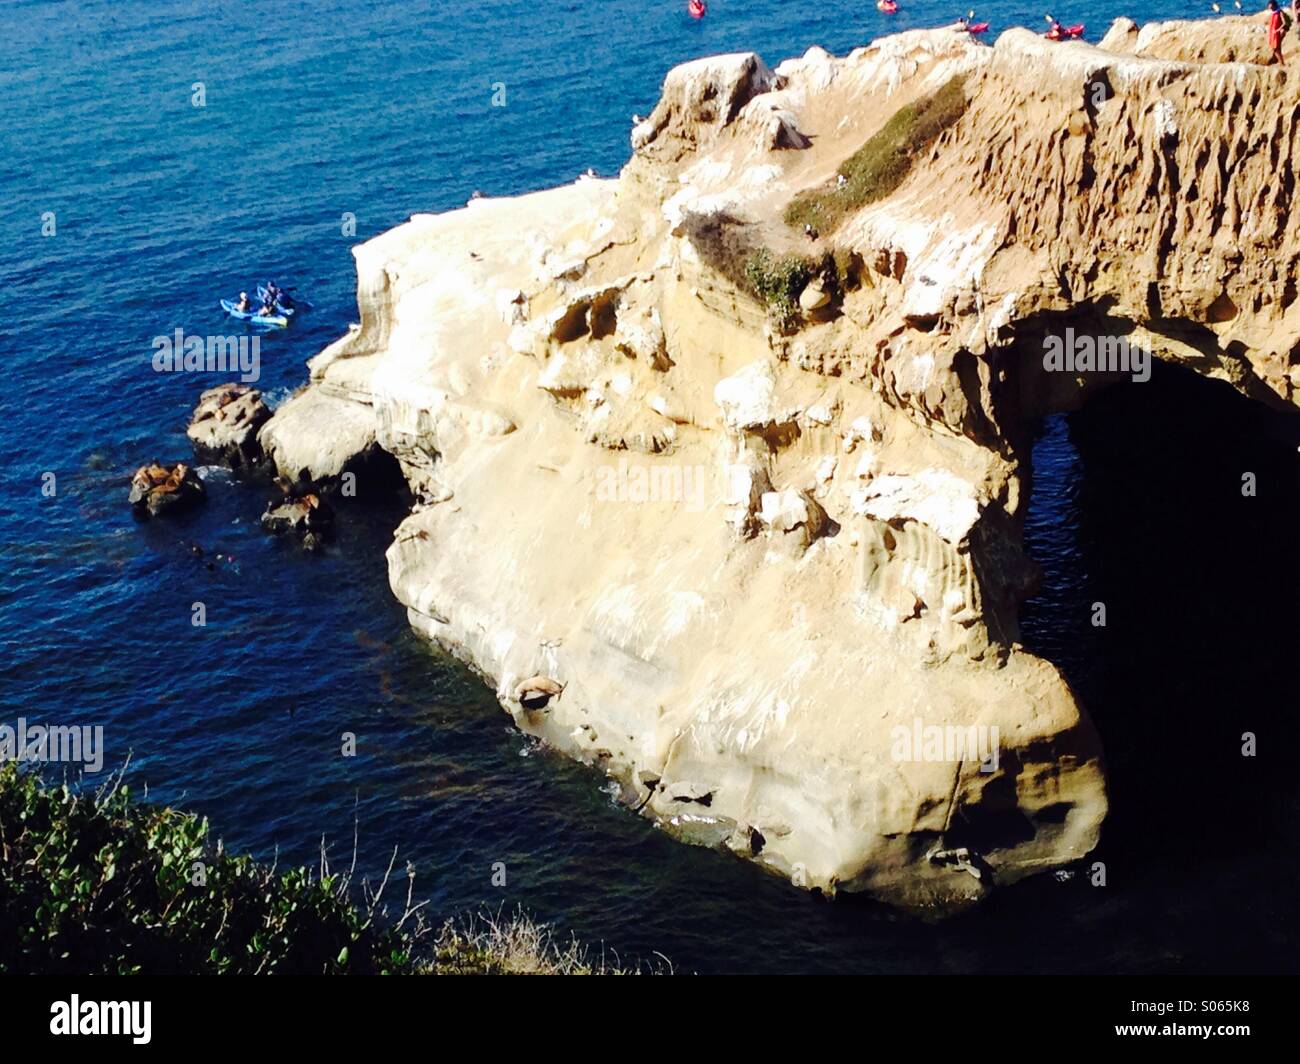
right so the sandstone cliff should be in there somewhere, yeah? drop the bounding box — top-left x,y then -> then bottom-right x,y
258,18 -> 1300,912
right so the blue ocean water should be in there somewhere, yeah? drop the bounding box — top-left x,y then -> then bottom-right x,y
2,0 -> 1298,973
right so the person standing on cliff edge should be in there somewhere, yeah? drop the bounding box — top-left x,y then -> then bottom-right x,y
1268,1 -> 1285,65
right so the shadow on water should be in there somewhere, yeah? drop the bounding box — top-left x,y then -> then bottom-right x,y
1019,360 -> 1300,972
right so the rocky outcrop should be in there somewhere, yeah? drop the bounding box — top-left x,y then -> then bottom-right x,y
631,52 -> 783,160
258,386 -> 378,487
255,18 -> 1300,911
1099,14 -> 1277,64
187,383 -> 271,469
261,490 -> 334,550
129,462 -> 205,517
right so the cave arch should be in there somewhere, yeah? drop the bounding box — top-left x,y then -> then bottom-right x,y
1017,357 -> 1300,905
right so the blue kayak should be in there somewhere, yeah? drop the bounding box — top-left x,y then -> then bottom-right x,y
221,299 -> 288,327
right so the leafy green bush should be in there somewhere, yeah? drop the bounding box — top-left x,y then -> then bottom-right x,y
0,762 -> 427,974
785,75 -> 969,234
744,248 -> 813,325
0,764 -> 644,975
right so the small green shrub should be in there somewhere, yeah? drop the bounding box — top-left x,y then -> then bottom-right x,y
832,247 -> 863,291
785,75 -> 969,234
744,248 -> 813,327
678,210 -> 759,294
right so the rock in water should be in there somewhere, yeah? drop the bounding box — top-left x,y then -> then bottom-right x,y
261,491 -> 335,551
128,462 -> 206,518
187,383 -> 271,469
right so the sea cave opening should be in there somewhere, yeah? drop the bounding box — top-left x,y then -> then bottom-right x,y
1018,355 -> 1300,918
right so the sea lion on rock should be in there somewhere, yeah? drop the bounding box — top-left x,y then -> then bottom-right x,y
513,676 -> 564,710
187,383 -> 271,469
128,461 -> 206,517
261,489 -> 335,550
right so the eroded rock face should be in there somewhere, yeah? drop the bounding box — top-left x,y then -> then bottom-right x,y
129,462 -> 205,517
258,386 -> 378,486
631,52 -> 781,161
256,18 -> 1300,911
187,383 -> 271,469
1099,14 -> 1276,64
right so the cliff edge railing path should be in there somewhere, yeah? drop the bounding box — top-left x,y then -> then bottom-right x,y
250,16 -> 1300,912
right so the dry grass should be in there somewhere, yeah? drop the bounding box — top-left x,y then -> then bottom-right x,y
432,908 -> 672,975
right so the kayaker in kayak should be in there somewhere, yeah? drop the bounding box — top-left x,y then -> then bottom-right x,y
258,297 -> 277,319
265,280 -> 282,305
1268,0 -> 1285,65
234,291 -> 250,313
1044,14 -> 1082,39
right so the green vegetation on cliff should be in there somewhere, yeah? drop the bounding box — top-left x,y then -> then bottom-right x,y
743,247 -> 814,324
680,211 -> 862,331
785,75 -> 969,234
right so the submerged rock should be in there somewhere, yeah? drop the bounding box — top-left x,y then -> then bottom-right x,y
128,462 -> 206,518
187,383 -> 271,470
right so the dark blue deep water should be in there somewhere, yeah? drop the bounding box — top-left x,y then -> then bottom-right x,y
2,0 -> 1298,974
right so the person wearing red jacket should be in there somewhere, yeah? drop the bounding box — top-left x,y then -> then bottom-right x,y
1268,1 -> 1285,65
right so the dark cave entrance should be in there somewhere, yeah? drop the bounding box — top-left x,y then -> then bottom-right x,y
1018,358 -> 1300,896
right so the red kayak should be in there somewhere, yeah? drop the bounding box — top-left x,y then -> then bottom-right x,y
1045,22 -> 1084,40
688,0 -> 706,18
967,21 -> 989,33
